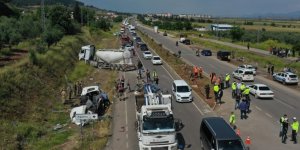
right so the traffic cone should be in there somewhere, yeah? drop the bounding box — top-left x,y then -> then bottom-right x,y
245,136 -> 251,145
236,129 -> 240,136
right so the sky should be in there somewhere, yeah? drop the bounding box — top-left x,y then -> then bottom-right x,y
79,0 -> 300,17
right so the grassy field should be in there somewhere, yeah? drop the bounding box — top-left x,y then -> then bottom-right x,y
189,37 -> 300,76
0,23 -> 120,149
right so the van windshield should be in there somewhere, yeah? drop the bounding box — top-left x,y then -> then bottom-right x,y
177,86 -> 190,92
218,140 -> 244,150
244,71 -> 253,75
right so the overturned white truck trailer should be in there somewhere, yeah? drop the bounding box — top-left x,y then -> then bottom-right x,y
135,84 -> 178,150
78,45 -> 136,71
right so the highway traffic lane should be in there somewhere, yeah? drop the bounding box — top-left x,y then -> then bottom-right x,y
137,25 -> 300,120
135,46 -> 206,150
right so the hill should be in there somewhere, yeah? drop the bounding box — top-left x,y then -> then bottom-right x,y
10,0 -> 83,6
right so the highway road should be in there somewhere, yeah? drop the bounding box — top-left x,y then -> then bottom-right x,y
136,23 -> 300,123
123,29 -> 216,149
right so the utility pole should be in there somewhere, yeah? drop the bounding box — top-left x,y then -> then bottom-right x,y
41,0 -> 46,32
81,7 -> 83,26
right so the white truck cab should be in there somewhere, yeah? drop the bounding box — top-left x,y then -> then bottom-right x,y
78,45 -> 95,61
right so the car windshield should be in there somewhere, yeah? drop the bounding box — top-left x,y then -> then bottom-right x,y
218,140 -> 244,150
259,86 -> 270,91
177,86 -> 190,92
143,118 -> 174,131
153,57 -> 160,60
289,75 -> 297,78
244,71 -> 253,75
144,52 -> 151,54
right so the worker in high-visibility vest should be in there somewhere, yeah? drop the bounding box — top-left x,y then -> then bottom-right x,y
152,70 -> 159,84
213,84 -> 219,102
240,82 -> 246,92
229,112 -> 236,128
225,73 -> 231,88
291,117 -> 299,144
231,81 -> 237,98
243,87 -> 251,112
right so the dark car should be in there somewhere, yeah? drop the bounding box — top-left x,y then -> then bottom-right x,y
140,43 -> 148,51
135,37 -> 141,43
131,32 -> 137,37
201,49 -> 212,56
200,117 -> 246,150
183,39 -> 191,45
217,50 -> 231,61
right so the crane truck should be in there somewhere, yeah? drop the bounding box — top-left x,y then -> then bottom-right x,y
78,45 -> 136,71
135,83 -> 178,150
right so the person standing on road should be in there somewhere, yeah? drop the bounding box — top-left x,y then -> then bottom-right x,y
235,92 -> 241,110
176,41 -> 178,47
152,70 -> 159,85
240,82 -> 246,93
271,64 -> 275,75
280,114 -> 288,137
210,72 -> 216,84
213,84 -> 220,103
198,66 -> 203,79
193,66 -> 198,79
146,69 -> 151,82
178,49 -> 182,58
225,73 -> 230,88
282,118 -> 289,144
229,112 -> 236,129
243,87 -> 251,113
217,88 -> 223,105
239,99 -> 248,119
291,117 -> 299,144
231,81 -> 237,98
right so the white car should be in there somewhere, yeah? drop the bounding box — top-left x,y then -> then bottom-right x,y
238,64 -> 257,75
232,69 -> 254,81
247,84 -> 274,99
151,56 -> 163,65
143,51 -> 153,59
273,72 -> 299,85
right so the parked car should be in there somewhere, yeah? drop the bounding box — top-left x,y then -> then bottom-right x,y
247,84 -> 274,99
140,43 -> 148,51
151,56 -> 163,65
143,51 -> 153,59
238,64 -> 257,75
217,50 -> 231,61
135,37 -> 141,43
272,72 -> 299,85
232,69 -> 254,81
201,49 -> 212,56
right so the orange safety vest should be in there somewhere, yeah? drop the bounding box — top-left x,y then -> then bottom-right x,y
193,66 -> 198,73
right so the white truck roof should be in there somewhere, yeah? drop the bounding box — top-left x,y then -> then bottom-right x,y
81,86 -> 100,96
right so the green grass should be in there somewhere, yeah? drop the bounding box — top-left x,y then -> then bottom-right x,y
69,61 -> 93,82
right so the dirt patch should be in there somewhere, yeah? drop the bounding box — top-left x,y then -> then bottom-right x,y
0,49 -> 28,67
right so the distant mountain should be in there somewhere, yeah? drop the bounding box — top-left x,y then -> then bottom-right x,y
10,0 -> 83,6
243,11 -> 300,19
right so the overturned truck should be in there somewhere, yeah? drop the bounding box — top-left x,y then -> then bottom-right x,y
78,45 -> 136,71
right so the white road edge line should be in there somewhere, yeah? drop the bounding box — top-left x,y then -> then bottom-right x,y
265,113 -> 273,118
255,106 -> 262,111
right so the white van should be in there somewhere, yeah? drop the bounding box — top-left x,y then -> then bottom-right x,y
232,69 -> 254,82
172,80 -> 193,102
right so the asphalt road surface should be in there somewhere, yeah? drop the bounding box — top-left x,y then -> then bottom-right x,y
136,23 -> 300,124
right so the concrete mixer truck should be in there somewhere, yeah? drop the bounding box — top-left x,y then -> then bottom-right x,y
78,45 -> 136,71
135,83 -> 178,150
